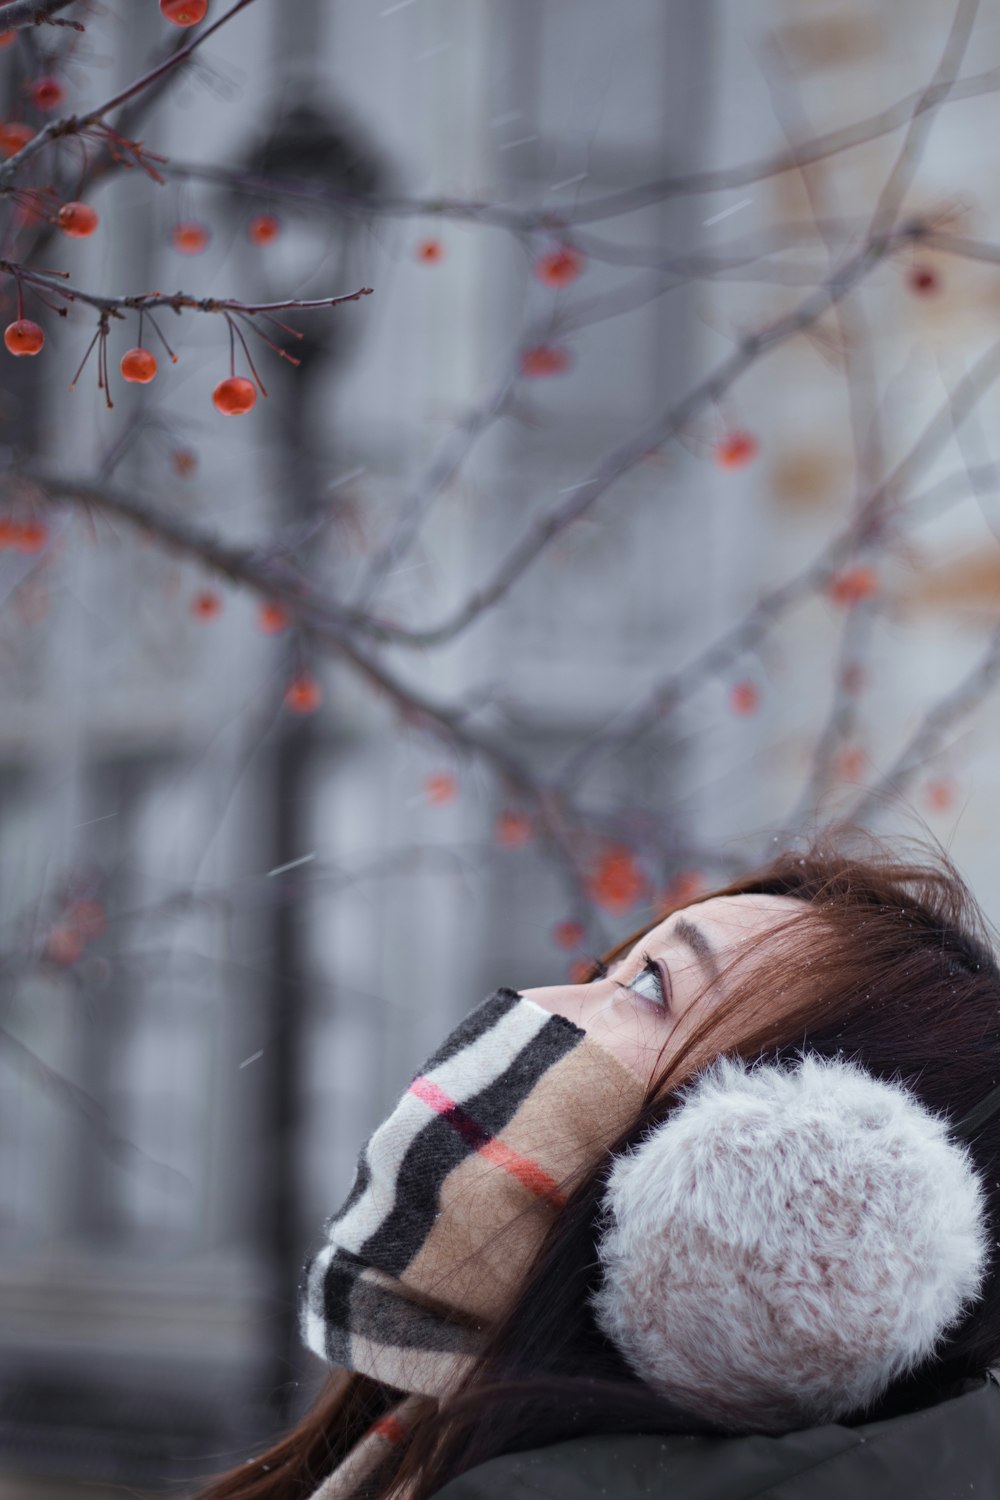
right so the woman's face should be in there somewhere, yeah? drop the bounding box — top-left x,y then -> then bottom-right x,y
520,892 -> 807,1086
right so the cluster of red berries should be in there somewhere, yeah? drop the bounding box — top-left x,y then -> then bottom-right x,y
171,215 -> 281,254
189,594 -> 297,627
414,239 -> 585,289
0,183 -> 278,411
552,865 -> 708,966
185,589 -> 313,712
3,311 -> 261,412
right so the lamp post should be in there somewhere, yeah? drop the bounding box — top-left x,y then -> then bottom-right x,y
221,96 -> 387,1429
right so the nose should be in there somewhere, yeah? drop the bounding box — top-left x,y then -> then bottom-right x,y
519,977 -> 616,1031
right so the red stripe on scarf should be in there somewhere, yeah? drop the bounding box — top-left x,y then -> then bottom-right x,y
372,1415 -> 408,1445
409,1075 -> 567,1207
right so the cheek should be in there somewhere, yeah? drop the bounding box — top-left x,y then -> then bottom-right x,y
518,985 -> 670,1085
585,1001 -> 671,1084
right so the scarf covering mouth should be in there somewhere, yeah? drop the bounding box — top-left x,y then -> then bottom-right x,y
298,986 -> 648,1500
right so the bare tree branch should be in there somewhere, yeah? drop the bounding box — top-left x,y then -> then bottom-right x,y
0,0 -> 82,31
160,61 -> 1000,228
342,222 -> 924,649
0,0 -> 259,187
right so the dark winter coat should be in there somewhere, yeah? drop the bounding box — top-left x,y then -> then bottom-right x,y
430,1369 -> 1000,1499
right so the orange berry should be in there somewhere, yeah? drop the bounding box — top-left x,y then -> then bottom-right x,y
534,246 -> 584,288
425,771 -> 457,804
425,771 -> 457,805
160,0 -> 208,23
715,430 -> 759,469
729,680 -> 759,715
285,673 -> 321,714
67,898 -> 107,940
416,238 -> 443,263
57,200 -> 98,238
31,75 -> 65,111
0,121 -> 33,158
495,809 -> 533,847
834,746 -> 866,780
908,265 -> 939,295
212,376 -> 257,415
587,846 -> 648,914
171,447 -> 198,478
4,318 -> 44,355
172,220 -> 209,254
13,518 -> 48,552
925,777 -> 955,812
248,213 -> 280,245
190,589 -> 221,620
120,347 -> 157,384
520,344 -> 571,377
827,566 -> 878,606
257,600 -> 289,634
45,925 -> 84,965
552,919 -> 586,950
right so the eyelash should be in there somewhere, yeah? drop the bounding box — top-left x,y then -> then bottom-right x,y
634,948 -> 669,1011
590,948 -> 670,1012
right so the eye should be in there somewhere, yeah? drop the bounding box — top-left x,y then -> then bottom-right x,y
621,949 -> 670,1013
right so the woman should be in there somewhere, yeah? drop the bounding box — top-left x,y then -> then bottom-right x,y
195,830 -> 1000,1500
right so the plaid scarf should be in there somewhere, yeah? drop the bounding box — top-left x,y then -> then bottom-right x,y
299,986 -> 647,1500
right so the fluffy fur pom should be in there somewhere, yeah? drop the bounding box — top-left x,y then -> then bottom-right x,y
590,1052 -> 991,1433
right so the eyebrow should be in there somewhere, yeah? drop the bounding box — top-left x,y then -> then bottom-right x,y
672,917 -> 720,986
609,915 -> 721,989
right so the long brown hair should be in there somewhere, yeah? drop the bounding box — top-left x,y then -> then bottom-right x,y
191,827 -> 1000,1500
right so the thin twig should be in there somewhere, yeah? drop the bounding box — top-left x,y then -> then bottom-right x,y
0,0 -> 260,187
0,0 -> 82,31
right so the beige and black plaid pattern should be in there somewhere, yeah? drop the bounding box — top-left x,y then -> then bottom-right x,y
299,986 -> 646,1499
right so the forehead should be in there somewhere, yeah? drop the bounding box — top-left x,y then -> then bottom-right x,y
672,892 -> 809,942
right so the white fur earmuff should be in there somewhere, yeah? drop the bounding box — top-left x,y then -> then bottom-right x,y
590,1051 -> 992,1433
